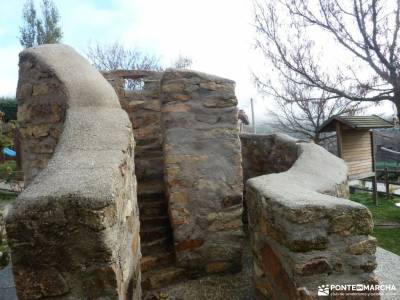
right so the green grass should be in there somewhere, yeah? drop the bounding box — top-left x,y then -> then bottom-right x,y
350,192 -> 400,223
372,227 -> 400,256
350,192 -> 400,255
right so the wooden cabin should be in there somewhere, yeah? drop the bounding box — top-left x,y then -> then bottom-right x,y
319,115 -> 393,180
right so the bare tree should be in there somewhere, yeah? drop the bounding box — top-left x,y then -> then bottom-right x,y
263,77 -> 365,144
172,55 -> 193,69
87,42 -> 162,90
87,42 -> 162,72
254,0 -> 400,117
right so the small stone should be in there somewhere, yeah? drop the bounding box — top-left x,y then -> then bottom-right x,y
17,83 -> 33,99
295,258 -> 333,275
203,98 -> 237,108
346,237 -> 377,255
32,84 -> 49,96
162,103 -> 190,113
175,239 -> 204,252
206,262 -> 228,273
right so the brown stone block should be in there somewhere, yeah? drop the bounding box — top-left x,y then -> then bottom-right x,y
203,98 -> 237,108
169,192 -> 188,206
16,83 -> 33,99
175,239 -> 204,252
295,257 -> 333,276
32,84 -> 49,96
169,207 -> 190,229
13,266 -> 69,299
346,237 -> 377,255
261,243 -> 298,299
162,102 -> 190,113
206,261 -> 228,273
162,82 -> 185,93
20,124 -> 51,138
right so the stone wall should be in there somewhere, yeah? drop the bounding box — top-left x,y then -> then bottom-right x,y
240,133 -> 299,183
103,70 -> 164,193
6,45 -> 141,299
161,69 -> 244,274
245,135 -> 377,299
17,52 -> 67,185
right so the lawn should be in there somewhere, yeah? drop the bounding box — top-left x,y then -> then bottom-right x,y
350,192 -> 400,255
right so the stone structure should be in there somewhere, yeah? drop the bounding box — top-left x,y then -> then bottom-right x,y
161,70 -> 244,273
104,70 -> 182,289
104,69 -> 244,282
244,134 -> 377,299
6,44 -> 380,299
6,45 -> 141,299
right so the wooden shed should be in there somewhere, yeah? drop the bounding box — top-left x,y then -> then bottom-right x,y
319,115 -> 393,180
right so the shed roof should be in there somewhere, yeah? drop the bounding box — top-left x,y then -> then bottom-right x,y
318,115 -> 393,133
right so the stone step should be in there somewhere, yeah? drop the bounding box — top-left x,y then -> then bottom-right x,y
140,251 -> 175,273
139,200 -> 168,218
138,192 -> 166,204
141,236 -> 172,256
137,181 -> 165,196
142,266 -> 186,290
140,215 -> 170,228
140,225 -> 171,242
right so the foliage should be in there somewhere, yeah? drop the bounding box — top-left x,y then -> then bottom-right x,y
254,0 -> 400,117
19,0 -> 62,48
350,192 -> 400,255
0,97 -> 17,122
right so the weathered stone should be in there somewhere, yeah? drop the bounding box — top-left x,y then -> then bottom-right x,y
9,44 -> 141,299
295,258 -> 333,276
346,237 -> 377,255
203,98 -> 237,108
245,135 -> 377,299
175,239 -> 204,252
161,102 -> 190,113
161,69 -> 243,274
32,84 -> 49,96
16,83 -> 33,99
20,124 -> 51,138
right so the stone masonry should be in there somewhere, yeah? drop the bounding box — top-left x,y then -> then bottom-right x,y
6,45 -> 141,299
245,134 -> 377,299
105,69 -> 245,279
161,70 -> 244,274
104,70 -> 181,289
17,51 -> 67,186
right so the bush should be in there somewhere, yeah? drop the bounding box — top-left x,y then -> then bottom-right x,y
0,98 -> 17,122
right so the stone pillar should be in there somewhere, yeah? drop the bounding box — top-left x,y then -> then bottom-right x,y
6,45 -> 141,300
161,69 -> 244,274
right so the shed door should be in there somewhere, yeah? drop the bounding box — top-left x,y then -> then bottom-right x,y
341,130 -> 373,178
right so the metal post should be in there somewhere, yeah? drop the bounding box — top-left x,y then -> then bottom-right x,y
372,174 -> 378,206
384,167 -> 390,199
251,98 -> 256,134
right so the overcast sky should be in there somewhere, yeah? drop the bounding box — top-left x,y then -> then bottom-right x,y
0,0 -> 395,124
0,0 -> 271,119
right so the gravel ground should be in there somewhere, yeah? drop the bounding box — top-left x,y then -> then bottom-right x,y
1,242 -> 399,300
145,239 -> 255,300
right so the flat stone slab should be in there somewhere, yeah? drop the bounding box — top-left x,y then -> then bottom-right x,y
376,247 -> 400,300
1,247 -> 399,299
0,265 -> 16,300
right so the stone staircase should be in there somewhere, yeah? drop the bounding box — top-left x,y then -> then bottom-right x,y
137,180 -> 185,290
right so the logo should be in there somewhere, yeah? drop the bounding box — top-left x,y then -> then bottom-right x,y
318,285 -> 330,296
